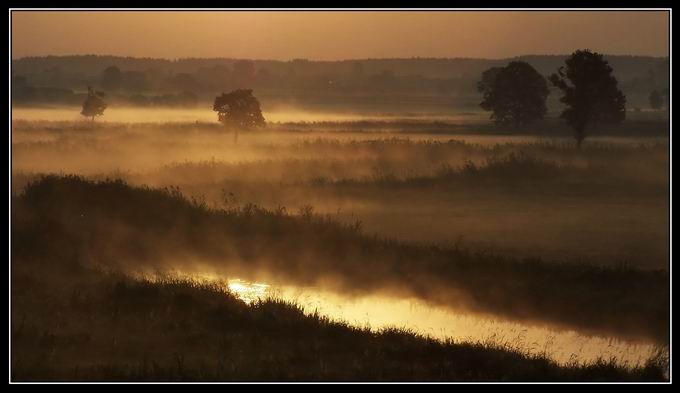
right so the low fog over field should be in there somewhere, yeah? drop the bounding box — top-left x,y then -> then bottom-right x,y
12,114 -> 669,269
10,10 -> 670,382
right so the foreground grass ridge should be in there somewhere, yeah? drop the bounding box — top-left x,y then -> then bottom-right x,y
11,264 -> 669,381
12,176 -> 669,343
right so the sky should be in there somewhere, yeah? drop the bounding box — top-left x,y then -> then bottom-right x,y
11,10 -> 670,60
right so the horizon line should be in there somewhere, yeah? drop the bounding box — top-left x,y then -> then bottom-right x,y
11,53 -> 670,62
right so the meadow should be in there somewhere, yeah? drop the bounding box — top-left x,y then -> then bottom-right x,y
12,114 -> 669,268
10,111 -> 670,381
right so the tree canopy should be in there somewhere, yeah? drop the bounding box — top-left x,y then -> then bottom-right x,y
213,89 -> 266,129
80,86 -> 107,121
550,50 -> 626,147
478,61 -> 549,128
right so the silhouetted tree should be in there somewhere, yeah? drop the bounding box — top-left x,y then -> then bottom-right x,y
477,67 -> 502,96
478,62 -> 549,128
213,89 -> 265,142
81,86 -> 107,121
550,50 -> 626,147
101,66 -> 122,92
649,89 -> 663,110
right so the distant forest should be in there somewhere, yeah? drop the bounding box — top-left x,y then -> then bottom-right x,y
11,55 -> 670,112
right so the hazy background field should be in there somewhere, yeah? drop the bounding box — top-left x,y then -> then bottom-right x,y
11,109 -> 669,269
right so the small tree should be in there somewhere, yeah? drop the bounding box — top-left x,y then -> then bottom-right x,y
478,62 -> 549,128
550,50 -> 626,147
213,89 -> 265,142
649,89 -> 663,111
80,86 -> 107,121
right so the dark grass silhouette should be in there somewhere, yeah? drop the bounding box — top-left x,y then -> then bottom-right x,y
12,176 -> 669,345
11,262 -> 668,382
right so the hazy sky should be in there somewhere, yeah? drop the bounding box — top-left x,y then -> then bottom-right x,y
11,11 -> 670,60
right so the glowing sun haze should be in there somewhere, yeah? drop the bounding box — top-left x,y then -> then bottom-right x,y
11,11 -> 669,60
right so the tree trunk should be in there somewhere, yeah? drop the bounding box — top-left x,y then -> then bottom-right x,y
234,129 -> 239,144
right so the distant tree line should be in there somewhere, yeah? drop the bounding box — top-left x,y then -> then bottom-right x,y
12,75 -> 81,105
12,75 -> 198,108
11,55 -> 669,109
12,52 -> 669,147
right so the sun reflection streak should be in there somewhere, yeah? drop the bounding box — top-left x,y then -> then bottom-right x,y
227,279 -> 270,304
132,270 -> 664,368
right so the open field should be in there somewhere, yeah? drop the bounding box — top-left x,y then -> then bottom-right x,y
10,113 -> 670,381
12,116 -> 669,269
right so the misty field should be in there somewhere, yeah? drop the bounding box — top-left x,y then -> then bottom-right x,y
12,113 -> 669,268
10,113 -> 670,381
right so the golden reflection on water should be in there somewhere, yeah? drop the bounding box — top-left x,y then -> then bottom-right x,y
186,274 -> 661,367
227,279 -> 270,304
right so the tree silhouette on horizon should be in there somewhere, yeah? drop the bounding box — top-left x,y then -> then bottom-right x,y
80,86 -> 107,121
478,61 -> 549,128
550,50 -> 626,147
213,89 -> 265,142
